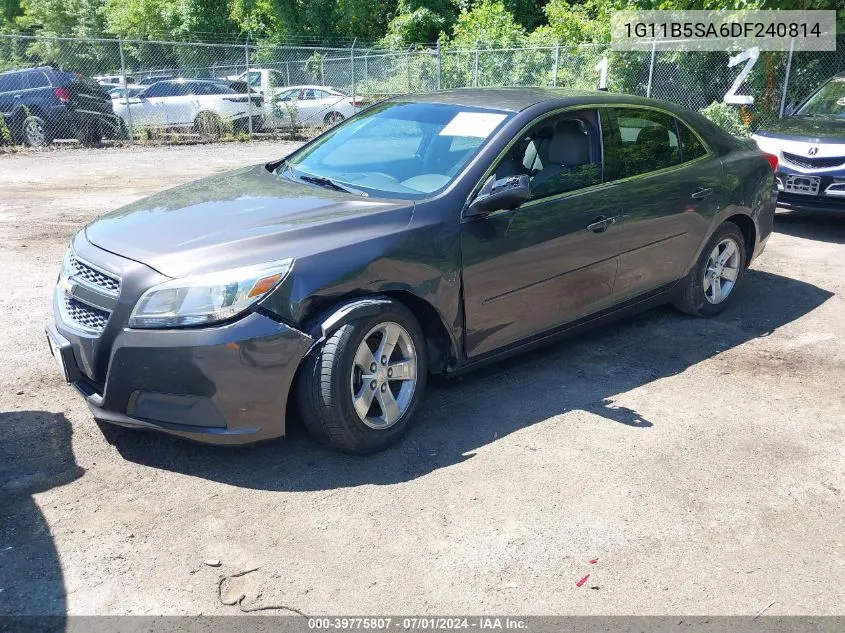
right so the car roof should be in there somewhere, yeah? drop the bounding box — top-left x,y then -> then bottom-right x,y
398,87 -> 694,113
0,65 -> 54,76
283,85 -> 341,92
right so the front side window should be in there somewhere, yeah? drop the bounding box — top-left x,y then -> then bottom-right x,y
248,71 -> 261,88
282,101 -> 512,199
796,77 -> 845,118
493,111 -> 602,199
602,108 -> 681,179
143,83 -> 176,98
0,73 -> 23,93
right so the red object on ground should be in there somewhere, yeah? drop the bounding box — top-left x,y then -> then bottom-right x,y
576,574 -> 590,587
589,558 -> 599,564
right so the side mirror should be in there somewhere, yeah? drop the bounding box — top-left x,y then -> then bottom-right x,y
466,174 -> 531,217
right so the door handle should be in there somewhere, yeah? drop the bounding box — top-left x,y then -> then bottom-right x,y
586,215 -> 618,233
691,186 -> 713,200
13,95 -> 22,99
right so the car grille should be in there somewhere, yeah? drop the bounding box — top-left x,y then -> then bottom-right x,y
782,152 -> 845,170
64,296 -> 110,332
69,253 -> 120,295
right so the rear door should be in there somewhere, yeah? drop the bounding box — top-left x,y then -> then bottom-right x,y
461,108 -> 625,358
599,107 -> 723,303
296,89 -> 323,126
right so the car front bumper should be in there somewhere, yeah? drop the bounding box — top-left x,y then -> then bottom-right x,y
775,163 -> 845,213
47,312 -> 315,445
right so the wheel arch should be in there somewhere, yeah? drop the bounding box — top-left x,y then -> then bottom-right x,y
301,291 -> 457,375
724,213 -> 757,268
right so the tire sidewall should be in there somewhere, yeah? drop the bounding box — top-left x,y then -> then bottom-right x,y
321,307 -> 427,453
689,224 -> 747,317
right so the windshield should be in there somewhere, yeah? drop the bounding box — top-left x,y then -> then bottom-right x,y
796,77 -> 845,118
282,101 -> 511,199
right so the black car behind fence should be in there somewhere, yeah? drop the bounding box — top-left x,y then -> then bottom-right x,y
1,33 -> 844,147
0,65 -> 122,146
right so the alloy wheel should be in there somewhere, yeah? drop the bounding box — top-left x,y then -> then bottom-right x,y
703,237 -> 741,304
23,117 -> 46,146
350,321 -> 418,430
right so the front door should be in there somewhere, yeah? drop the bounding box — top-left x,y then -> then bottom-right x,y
461,109 -> 624,358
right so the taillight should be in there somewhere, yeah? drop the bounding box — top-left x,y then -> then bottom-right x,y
351,100 -> 365,108
762,152 -> 778,172
54,87 -> 71,103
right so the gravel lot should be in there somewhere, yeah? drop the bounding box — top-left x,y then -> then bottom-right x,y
1,142 -> 843,617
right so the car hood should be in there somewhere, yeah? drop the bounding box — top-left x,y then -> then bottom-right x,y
85,164 -> 413,278
755,116 -> 845,143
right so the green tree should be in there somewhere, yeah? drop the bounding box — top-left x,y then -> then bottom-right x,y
446,0 -> 526,49
17,0 -> 107,36
382,0 -> 459,47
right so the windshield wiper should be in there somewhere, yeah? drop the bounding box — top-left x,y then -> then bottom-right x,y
299,175 -> 367,197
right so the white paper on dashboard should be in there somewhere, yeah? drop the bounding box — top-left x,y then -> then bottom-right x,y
439,112 -> 507,138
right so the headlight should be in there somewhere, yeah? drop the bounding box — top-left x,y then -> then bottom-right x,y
128,258 -> 293,329
59,246 -> 74,281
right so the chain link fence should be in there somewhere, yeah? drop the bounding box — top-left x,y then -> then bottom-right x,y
0,32 -> 843,148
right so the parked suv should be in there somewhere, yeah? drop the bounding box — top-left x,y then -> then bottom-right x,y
0,66 -> 120,146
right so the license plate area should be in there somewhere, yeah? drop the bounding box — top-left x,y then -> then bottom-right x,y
784,174 -> 821,196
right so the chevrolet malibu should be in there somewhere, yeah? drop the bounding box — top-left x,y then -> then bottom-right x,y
46,89 -> 777,454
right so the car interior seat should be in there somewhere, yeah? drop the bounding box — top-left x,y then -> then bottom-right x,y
529,119 -> 592,191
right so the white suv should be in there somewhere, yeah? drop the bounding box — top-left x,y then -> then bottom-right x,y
113,79 -> 264,138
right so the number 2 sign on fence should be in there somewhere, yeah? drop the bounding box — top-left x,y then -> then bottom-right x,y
723,46 -> 759,105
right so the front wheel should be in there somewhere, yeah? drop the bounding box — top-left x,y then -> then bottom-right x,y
296,302 -> 427,454
21,115 -> 51,147
674,222 -> 747,317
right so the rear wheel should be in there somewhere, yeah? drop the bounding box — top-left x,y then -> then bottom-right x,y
296,302 -> 427,454
674,222 -> 747,317
21,115 -> 50,147
323,111 -> 344,127
194,111 -> 223,141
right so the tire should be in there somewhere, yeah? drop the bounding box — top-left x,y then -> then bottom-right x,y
21,115 -> 51,147
673,222 -> 747,317
194,111 -> 223,141
323,111 -> 344,127
296,302 -> 427,454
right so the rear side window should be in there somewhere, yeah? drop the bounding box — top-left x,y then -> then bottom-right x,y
678,121 -> 708,161
601,108 -> 682,179
25,72 -> 51,89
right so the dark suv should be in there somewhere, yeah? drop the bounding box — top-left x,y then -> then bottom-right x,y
0,66 -> 120,146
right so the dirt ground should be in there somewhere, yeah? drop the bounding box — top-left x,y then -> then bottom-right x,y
0,143 -> 843,617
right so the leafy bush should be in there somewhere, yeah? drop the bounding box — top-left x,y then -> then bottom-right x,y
699,101 -> 751,137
